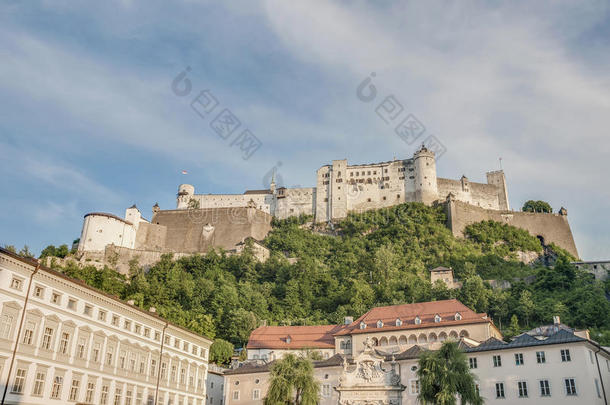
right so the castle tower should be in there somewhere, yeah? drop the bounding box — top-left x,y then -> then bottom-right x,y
486,171 -> 510,210
413,145 -> 438,205
125,204 -> 142,230
177,184 -> 195,209
330,159 -> 348,219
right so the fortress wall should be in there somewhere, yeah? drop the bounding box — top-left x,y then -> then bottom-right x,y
275,188 -> 315,219
446,200 -> 579,258
78,214 -> 137,252
134,222 -> 167,251
192,194 -> 271,213
104,245 -> 192,275
150,207 -> 272,253
437,178 -> 500,210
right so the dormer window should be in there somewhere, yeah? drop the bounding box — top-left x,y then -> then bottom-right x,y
455,312 -> 462,321
414,316 -> 421,325
285,336 -> 291,344
434,314 -> 442,323
376,320 -> 383,328
396,318 -> 402,326
360,322 -> 367,330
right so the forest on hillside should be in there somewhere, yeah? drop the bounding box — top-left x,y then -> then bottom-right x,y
42,203 -> 610,352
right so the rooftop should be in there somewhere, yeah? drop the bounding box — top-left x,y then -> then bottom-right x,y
247,324 -> 346,350
335,299 -> 492,336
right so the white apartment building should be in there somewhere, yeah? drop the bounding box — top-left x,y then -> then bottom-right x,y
205,364 -> 227,405
0,247 -> 212,405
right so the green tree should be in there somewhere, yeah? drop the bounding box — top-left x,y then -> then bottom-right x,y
18,245 -> 34,258
504,315 -> 521,339
458,275 -> 490,313
522,200 -> 552,213
3,245 -> 16,253
264,354 -> 319,405
518,290 -> 535,326
417,341 -> 482,405
210,339 -> 234,365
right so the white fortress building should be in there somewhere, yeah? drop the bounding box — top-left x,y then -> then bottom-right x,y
177,145 -> 509,222
0,247 -> 212,405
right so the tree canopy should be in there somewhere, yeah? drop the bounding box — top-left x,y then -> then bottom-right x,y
264,354 -> 319,405
417,341 -> 482,405
522,200 -> 552,213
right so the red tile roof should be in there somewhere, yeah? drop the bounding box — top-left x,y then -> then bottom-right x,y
334,299 -> 490,336
247,325 -> 346,349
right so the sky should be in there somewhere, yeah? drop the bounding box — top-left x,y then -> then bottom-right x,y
1,0 -> 609,259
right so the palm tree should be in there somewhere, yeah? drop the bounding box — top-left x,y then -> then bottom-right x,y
417,341 -> 483,405
264,354 -> 320,405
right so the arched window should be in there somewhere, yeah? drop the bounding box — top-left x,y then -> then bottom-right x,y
389,336 -> 398,346
395,318 -> 402,326
449,331 -> 458,340
414,316 -> 421,325
439,332 -> 447,342
360,322 -> 366,330
408,335 -> 417,344
398,336 -> 407,345
428,333 -> 438,342
459,330 -> 469,338
434,314 -> 442,323
377,320 -> 383,328
417,334 -> 428,343
379,337 -> 388,346
455,312 -> 462,321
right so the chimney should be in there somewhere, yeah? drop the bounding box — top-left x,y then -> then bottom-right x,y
149,307 -> 156,313
553,315 -> 560,325
344,316 -> 354,325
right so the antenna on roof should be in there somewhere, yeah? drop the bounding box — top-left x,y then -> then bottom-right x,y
499,157 -> 503,170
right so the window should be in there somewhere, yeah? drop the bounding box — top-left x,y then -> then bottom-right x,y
518,381 -> 528,398
114,387 -> 123,405
112,315 -> 120,326
536,351 -> 546,364
67,298 -> 77,310
154,331 -> 161,341
174,338 -> 180,348
41,327 -> 54,350
475,383 -> 480,396
410,379 -> 420,395
252,389 -> 260,400
98,310 -> 107,321
59,332 -> 70,354
192,345 -> 198,355
493,355 -> 502,367
0,314 -> 13,339
469,358 -> 477,369
376,320 -> 383,328
33,285 -> 44,298
22,321 -> 35,345
106,346 -> 114,365
322,384 -> 331,397
561,349 -> 571,362
515,353 -> 524,366
84,305 -> 92,316
180,368 -> 186,384
183,341 -> 189,351
69,379 -> 80,401
564,378 -> 576,396
10,277 -> 23,291
126,388 -> 133,405
455,312 -> 462,320
86,382 -> 95,403
164,335 -> 170,345
124,320 -> 132,330
144,328 -> 150,338
32,371 -> 46,396
135,324 -> 141,334
232,391 -> 240,400
171,365 -> 177,382
120,351 -> 126,369
51,292 -> 61,304
51,376 -> 63,399
11,368 -> 27,393
161,362 -> 167,379
595,379 -> 602,398
150,359 -> 157,376
101,385 -> 109,405
92,343 -> 101,362
77,337 -> 86,358
495,382 -> 505,399
539,379 -> 551,396
359,322 -> 366,329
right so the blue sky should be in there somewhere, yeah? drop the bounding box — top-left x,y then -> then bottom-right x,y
1,0 -> 609,259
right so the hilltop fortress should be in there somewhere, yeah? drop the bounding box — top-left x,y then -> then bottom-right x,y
76,146 -> 578,273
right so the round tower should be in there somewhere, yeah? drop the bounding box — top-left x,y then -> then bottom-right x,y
413,145 -> 438,205
177,184 -> 195,209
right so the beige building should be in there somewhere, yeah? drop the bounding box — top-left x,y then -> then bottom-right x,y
227,302 -> 609,405
0,247 -> 212,405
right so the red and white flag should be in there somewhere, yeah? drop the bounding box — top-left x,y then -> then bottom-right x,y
181,170 -> 188,175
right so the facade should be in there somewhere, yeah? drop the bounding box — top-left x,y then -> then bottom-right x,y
228,306 -> 609,405
206,364 -> 227,405
572,260 -> 610,281
179,146 -> 510,222
0,247 -> 212,405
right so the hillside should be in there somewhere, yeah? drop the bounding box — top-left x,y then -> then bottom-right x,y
49,203 -> 610,347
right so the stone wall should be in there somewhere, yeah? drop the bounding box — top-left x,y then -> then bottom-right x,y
446,199 -> 579,258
